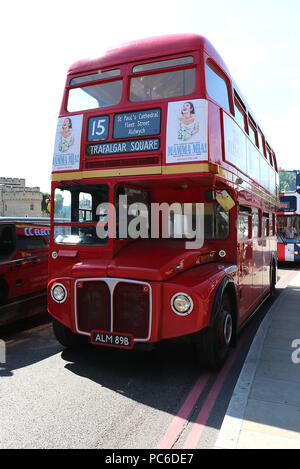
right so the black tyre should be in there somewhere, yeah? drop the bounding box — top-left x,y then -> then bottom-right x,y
195,293 -> 233,370
52,318 -> 88,348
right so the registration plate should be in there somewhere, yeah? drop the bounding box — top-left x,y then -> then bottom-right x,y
91,330 -> 134,349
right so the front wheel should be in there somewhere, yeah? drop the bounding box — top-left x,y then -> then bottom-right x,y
195,294 -> 233,370
52,318 -> 88,348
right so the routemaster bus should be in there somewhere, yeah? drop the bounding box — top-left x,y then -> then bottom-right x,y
277,169 -> 300,262
0,217 -> 49,325
48,34 -> 279,369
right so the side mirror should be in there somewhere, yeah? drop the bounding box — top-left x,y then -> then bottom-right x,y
216,190 -> 235,211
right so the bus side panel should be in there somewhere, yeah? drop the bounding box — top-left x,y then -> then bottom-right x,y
16,249 -> 48,297
0,222 -> 49,303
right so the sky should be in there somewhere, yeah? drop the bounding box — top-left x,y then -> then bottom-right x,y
1,0 -> 299,193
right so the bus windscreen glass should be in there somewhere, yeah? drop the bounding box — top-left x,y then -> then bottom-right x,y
53,185 -> 109,245
277,215 -> 300,243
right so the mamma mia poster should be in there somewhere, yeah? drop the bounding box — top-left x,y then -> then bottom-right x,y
166,99 -> 208,164
52,114 -> 83,171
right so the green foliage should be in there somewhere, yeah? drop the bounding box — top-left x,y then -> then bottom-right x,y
279,171 -> 296,193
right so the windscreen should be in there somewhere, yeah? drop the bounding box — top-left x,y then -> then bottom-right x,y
53,184 -> 109,245
277,215 -> 300,243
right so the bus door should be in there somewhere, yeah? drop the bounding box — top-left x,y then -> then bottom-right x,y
262,213 -> 270,289
237,208 -> 254,320
252,209 -> 264,297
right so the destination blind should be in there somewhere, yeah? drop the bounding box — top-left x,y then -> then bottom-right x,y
113,109 -> 161,138
86,138 -> 160,156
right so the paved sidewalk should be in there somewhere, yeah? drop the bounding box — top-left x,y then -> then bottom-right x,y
216,272 -> 300,449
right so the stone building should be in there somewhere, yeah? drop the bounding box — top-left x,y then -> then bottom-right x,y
0,177 -> 43,217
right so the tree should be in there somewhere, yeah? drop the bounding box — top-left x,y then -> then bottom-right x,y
279,171 -> 296,193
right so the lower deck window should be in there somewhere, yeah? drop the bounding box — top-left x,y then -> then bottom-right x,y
0,225 -> 15,258
238,214 -> 250,240
203,203 -> 229,239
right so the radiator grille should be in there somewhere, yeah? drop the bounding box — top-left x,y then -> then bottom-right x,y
76,281 -> 110,332
113,282 -> 150,338
75,279 -> 150,340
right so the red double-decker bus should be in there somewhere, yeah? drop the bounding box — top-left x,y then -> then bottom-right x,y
0,217 -> 49,325
48,34 -> 279,369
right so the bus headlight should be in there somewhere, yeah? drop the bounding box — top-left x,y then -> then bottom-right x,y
171,293 -> 193,316
51,283 -> 67,303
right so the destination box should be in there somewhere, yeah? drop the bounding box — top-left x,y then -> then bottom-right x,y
113,109 -> 161,139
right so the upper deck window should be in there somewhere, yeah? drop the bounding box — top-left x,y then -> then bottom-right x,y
205,63 -> 230,113
266,144 -> 273,166
70,69 -> 120,86
272,152 -> 278,172
234,102 -> 246,130
132,56 -> 194,73
248,122 -> 257,146
129,68 -> 195,102
257,129 -> 265,156
67,80 -> 122,112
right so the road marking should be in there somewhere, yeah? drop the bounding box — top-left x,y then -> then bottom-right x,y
158,324 -> 249,449
183,343 -> 241,448
157,372 -> 210,449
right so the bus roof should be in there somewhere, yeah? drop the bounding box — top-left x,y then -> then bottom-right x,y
68,34 -> 230,76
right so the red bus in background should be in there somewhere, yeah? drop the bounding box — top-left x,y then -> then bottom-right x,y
0,218 -> 49,326
277,170 -> 300,262
48,34 -> 279,369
